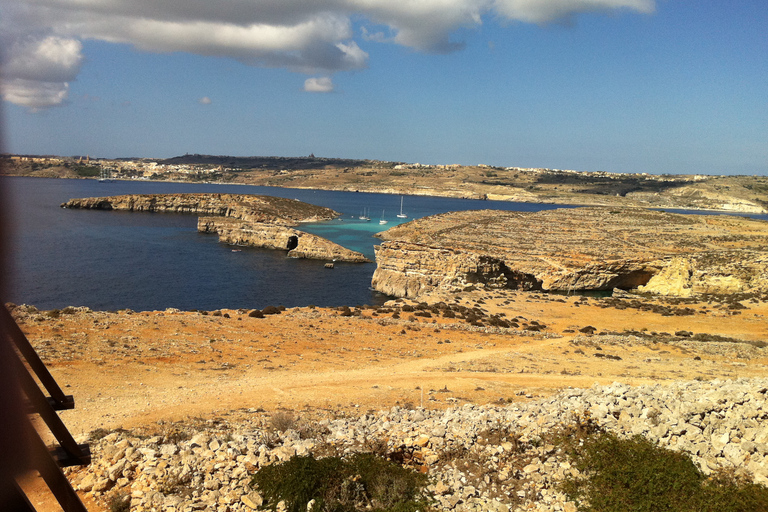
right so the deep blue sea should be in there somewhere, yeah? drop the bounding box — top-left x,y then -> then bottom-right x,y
3,177 -> 766,312
0,177 -> 566,311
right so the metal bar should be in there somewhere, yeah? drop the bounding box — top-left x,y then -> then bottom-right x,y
12,346 -> 89,465
2,480 -> 37,512
26,417 -> 89,512
1,304 -> 69,407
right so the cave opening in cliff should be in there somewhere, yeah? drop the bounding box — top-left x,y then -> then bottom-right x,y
287,235 -> 299,250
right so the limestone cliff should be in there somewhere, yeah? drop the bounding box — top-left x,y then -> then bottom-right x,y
198,217 -> 369,262
372,207 -> 768,298
638,252 -> 768,297
63,193 -> 368,262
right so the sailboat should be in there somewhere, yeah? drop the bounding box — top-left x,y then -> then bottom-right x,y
397,196 -> 408,218
379,210 -> 388,225
359,208 -> 370,221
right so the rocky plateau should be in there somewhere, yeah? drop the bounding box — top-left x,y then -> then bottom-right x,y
372,207 -> 768,298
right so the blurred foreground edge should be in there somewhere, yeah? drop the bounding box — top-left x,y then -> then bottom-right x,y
0,106 -> 90,511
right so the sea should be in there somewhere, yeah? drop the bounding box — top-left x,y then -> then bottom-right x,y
2,177 -> 766,312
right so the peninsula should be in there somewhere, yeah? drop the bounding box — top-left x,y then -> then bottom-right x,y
372,207 -> 768,298
62,193 -> 370,262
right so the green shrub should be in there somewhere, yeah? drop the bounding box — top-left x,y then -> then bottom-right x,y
74,165 -> 101,177
106,491 -> 130,512
251,453 -> 431,512
270,411 -> 296,432
262,305 -> 281,315
560,432 -> 768,512
248,309 -> 264,318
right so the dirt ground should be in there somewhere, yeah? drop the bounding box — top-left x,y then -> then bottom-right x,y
14,290 -> 768,510
14,290 -> 768,437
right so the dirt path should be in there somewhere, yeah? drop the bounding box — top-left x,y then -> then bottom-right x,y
13,290 -> 767,441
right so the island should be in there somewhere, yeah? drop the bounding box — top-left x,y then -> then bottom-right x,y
61,193 -> 371,262
372,207 -> 768,298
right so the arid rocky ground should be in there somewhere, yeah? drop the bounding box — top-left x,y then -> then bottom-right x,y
14,289 -> 768,510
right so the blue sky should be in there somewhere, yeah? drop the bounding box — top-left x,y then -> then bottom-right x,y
1,0 -> 766,175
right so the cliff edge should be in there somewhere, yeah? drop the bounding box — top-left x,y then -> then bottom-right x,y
372,207 -> 768,298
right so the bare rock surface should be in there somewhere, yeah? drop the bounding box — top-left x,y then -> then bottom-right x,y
373,207 -> 768,297
68,377 -> 768,512
198,217 -> 370,262
62,193 -> 369,262
62,193 -> 338,225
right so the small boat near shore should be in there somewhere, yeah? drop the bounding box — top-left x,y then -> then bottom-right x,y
397,196 -> 408,218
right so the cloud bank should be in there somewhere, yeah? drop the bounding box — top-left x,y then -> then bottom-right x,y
0,0 -> 654,109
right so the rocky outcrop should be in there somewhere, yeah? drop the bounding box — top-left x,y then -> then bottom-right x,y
70,377 -> 768,512
638,251 -> 768,297
198,217 -> 369,262
372,207 -> 768,298
62,193 -> 338,225
63,193 -> 369,262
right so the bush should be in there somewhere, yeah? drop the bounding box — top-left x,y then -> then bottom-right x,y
248,309 -> 264,318
106,491 -> 130,512
74,165 -> 101,177
262,305 -> 282,315
560,432 -> 768,512
251,453 -> 431,512
270,411 -> 296,432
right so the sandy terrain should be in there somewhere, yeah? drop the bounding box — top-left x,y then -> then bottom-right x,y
13,289 -> 768,510
13,290 -> 768,440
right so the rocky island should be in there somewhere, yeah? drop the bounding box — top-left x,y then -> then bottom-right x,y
62,193 -> 370,262
372,207 -> 768,298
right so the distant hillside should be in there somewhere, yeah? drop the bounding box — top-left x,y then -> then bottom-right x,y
158,154 -> 385,171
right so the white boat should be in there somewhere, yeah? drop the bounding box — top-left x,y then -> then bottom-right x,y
397,196 -> 408,218
379,210 -> 388,225
98,168 -> 113,182
359,207 -> 370,221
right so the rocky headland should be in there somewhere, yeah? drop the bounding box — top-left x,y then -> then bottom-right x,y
372,207 -> 768,298
197,217 -> 370,262
62,193 -> 369,262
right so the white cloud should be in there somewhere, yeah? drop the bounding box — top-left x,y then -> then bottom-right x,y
493,0 -> 655,23
199,96 -> 212,105
3,36 -> 83,82
0,0 -> 655,109
304,77 -> 334,93
0,35 -> 83,109
1,78 -> 70,110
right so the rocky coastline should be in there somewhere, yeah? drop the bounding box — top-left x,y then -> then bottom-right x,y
62,193 -> 369,262
8,154 -> 768,214
198,217 -> 370,263
372,207 -> 768,298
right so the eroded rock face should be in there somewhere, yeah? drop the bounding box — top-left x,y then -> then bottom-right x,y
372,207 -> 768,298
639,251 -> 768,297
198,218 -> 370,262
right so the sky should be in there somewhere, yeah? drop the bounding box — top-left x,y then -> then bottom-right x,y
0,0 -> 766,175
